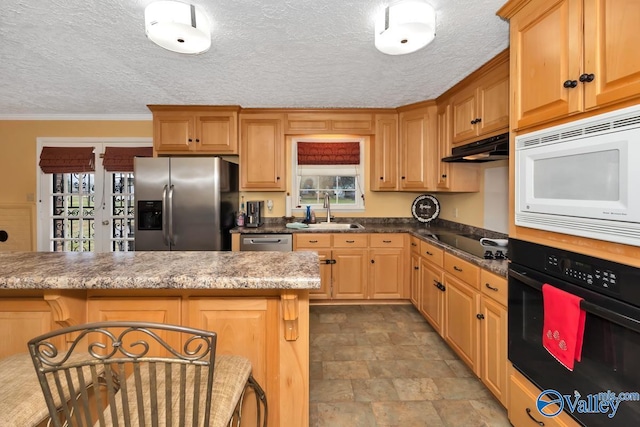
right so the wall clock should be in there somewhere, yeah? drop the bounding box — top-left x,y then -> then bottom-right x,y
411,194 -> 440,223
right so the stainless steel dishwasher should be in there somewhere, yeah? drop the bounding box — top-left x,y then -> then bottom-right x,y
239,234 -> 293,251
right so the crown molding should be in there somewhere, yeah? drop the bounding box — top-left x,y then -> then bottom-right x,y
0,114 -> 152,121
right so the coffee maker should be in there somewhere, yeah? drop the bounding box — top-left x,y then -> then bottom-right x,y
245,201 -> 264,227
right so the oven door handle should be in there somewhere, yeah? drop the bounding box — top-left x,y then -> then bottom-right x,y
510,268 -> 640,334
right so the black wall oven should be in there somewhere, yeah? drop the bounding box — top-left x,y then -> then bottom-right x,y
508,239 -> 640,427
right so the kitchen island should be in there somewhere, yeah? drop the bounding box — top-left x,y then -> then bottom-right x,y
0,250 -> 320,427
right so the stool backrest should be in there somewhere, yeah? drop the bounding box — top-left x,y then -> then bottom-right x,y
28,321 -> 217,427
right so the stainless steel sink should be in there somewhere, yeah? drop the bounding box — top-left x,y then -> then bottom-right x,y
304,222 -> 365,230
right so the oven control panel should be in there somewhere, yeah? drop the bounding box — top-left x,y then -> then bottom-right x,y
546,254 -> 619,293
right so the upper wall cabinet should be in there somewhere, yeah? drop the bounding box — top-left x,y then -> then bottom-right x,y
500,0 -> 640,131
371,113 -> 399,191
450,54 -> 509,146
148,106 -> 240,154
398,103 -> 438,191
239,113 -> 285,191
285,112 -> 375,135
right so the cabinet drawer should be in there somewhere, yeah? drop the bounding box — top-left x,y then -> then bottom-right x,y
509,369 -> 579,427
332,234 -> 368,248
370,234 -> 405,248
420,240 -> 444,267
444,253 -> 479,288
410,236 -> 421,254
294,234 -> 332,249
480,269 -> 507,306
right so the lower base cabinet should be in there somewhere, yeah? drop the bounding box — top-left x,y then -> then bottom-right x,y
420,258 -> 445,335
443,275 -> 481,375
479,296 -> 508,406
332,248 -> 368,299
509,368 -> 580,427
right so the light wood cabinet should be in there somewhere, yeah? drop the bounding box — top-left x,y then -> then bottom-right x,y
332,248 -> 368,299
239,113 -> 285,191
0,298 -> 62,358
285,112 -> 374,135
371,114 -> 399,191
509,368 -> 580,427
294,234 -> 333,299
501,0 -> 640,130
443,274 -> 481,375
420,258 -> 445,335
435,103 -> 480,192
186,297 -> 279,427
451,56 -> 509,145
479,295 -> 508,406
398,103 -> 437,191
148,106 -> 240,154
409,236 -> 422,308
368,234 -> 407,299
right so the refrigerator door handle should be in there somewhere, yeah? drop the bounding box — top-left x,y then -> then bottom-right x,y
168,184 -> 175,246
162,185 -> 170,246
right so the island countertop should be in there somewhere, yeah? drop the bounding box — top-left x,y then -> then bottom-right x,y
0,250 -> 321,290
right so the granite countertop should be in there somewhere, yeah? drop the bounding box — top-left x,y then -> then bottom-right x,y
0,251 -> 321,290
233,218 -> 509,277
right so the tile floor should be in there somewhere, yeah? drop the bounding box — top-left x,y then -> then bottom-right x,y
309,304 -> 511,427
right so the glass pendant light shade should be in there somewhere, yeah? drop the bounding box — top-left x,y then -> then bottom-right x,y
145,1 -> 211,54
375,1 -> 436,55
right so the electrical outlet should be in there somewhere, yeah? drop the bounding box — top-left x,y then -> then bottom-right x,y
453,208 -> 459,218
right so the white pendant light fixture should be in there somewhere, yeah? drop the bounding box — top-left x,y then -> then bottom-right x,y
144,1 -> 211,54
375,0 -> 436,55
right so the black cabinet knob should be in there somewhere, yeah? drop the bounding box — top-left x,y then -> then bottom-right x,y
371,259 -> 375,264
195,139 -> 200,143
579,73 -> 595,83
276,176 -> 280,180
188,138 -> 193,142
380,176 -> 384,180
563,80 -> 578,88
401,176 -> 406,180
476,313 -> 485,320
441,174 -> 447,178
470,119 -> 476,125
475,117 -> 482,123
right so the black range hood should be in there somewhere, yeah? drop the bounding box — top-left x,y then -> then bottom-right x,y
441,132 -> 509,163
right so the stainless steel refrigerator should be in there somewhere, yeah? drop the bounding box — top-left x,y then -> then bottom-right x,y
134,157 -> 238,251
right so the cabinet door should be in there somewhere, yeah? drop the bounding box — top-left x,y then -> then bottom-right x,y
443,275 -> 480,375
332,248 -> 367,299
240,116 -> 285,191
410,253 -> 421,308
153,112 -> 194,152
371,114 -> 399,191
420,259 -> 445,335
510,0 -> 583,129
369,248 -> 405,299
186,298 -> 279,427
0,298 -> 61,358
196,112 -> 238,154
480,297 -> 508,407
436,104 -> 451,190
451,87 -> 478,144
87,297 -> 182,354
476,60 -> 510,136
399,107 -> 436,190
311,249 -> 332,299
584,0 -> 640,110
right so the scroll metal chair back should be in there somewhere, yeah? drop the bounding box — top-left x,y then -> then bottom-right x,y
28,321 -> 218,427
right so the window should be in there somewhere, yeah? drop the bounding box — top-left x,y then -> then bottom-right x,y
37,138 -> 152,252
292,138 -> 365,212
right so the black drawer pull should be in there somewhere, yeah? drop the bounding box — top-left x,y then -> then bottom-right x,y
411,242 -> 417,247
525,408 -> 545,426
454,266 -> 463,272
414,266 -> 419,270
425,251 -> 433,256
485,283 -> 499,291
383,240 -> 392,243
346,240 -> 355,243
309,240 -> 318,243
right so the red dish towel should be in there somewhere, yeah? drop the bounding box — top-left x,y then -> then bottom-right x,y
542,284 -> 586,371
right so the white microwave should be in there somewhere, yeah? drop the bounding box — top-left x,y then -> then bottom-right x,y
516,104 -> 640,247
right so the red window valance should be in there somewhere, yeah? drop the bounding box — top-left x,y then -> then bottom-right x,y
297,142 -> 360,165
39,146 -> 95,174
102,146 -> 153,172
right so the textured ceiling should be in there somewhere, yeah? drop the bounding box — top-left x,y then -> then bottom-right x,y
0,0 -> 509,117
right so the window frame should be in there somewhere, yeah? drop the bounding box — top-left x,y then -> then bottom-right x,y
36,137 -> 152,252
291,137 -> 365,213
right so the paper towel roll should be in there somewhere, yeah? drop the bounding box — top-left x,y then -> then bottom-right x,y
285,194 -> 292,218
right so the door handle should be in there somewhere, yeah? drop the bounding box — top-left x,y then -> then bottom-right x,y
453,266 -> 463,272
485,283 -> 499,291
168,184 -> 175,246
162,185 -> 170,246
